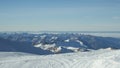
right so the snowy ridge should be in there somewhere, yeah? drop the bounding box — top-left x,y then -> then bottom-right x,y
0,49 -> 120,68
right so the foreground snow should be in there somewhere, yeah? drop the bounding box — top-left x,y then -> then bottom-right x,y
0,49 -> 120,68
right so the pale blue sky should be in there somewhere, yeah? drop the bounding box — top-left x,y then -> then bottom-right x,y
0,0 -> 120,31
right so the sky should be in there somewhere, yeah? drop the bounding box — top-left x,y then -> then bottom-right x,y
0,0 -> 120,31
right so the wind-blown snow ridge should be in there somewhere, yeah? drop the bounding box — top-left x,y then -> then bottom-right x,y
0,49 -> 120,68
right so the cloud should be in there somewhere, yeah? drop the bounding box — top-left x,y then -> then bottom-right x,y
112,16 -> 120,20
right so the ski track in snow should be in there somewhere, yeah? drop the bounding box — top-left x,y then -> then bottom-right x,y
0,50 -> 120,68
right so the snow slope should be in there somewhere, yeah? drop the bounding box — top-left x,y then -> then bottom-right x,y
0,49 -> 120,68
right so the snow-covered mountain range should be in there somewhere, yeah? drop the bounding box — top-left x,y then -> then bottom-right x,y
0,32 -> 120,55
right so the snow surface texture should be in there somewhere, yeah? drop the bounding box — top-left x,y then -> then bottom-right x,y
0,49 -> 120,68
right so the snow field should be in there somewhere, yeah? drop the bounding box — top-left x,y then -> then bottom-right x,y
0,49 -> 120,68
